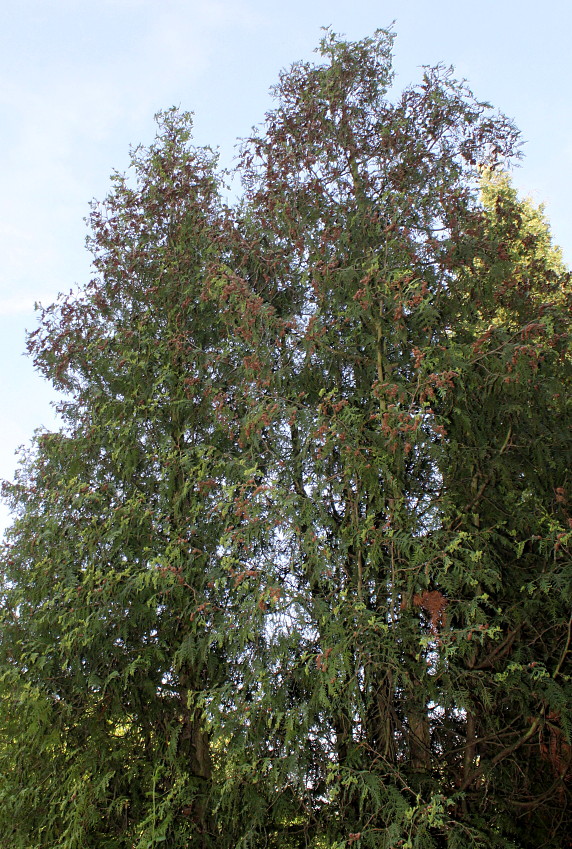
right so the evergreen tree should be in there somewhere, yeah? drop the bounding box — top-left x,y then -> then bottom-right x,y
1,30 -> 570,849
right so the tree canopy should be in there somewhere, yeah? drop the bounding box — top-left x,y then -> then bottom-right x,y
1,28 -> 571,849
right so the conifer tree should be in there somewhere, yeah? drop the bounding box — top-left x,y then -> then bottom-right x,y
1,30 -> 570,849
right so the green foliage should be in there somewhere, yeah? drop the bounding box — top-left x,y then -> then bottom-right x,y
1,29 -> 571,849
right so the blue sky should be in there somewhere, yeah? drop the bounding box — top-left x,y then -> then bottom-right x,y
1,0 -> 570,533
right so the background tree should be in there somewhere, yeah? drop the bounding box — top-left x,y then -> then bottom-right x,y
1,29 -> 570,849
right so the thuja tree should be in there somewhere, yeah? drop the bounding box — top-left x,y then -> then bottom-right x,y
1,29 -> 571,849
234,32 -> 571,848
0,113 -> 282,848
